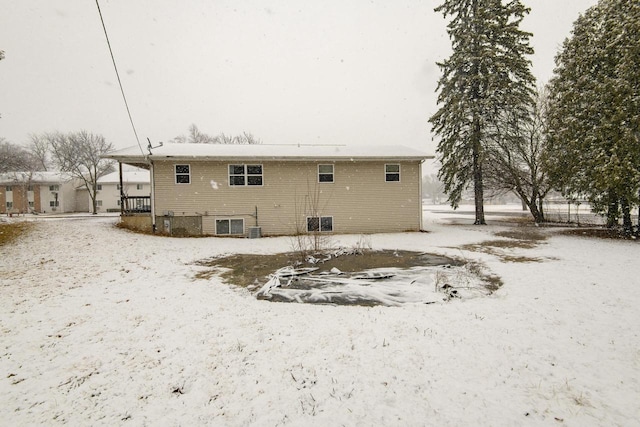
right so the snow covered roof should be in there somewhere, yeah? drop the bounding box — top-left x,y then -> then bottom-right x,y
0,171 -> 73,184
105,143 -> 433,164
98,170 -> 150,184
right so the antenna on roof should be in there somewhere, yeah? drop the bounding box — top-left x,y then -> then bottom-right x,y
147,138 -> 163,155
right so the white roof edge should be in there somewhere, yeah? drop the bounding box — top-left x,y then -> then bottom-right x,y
104,144 -> 434,162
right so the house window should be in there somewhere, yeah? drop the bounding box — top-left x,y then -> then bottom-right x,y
318,164 -> 334,183
96,200 -> 103,207
28,201 -> 34,208
229,164 -> 263,186
137,184 -> 143,190
6,186 -> 12,192
6,202 -> 12,209
49,201 -> 59,207
215,218 -> 244,235
117,200 -> 121,206
116,184 -> 121,190
97,184 -> 102,191
27,185 -> 34,192
307,216 -> 333,232
49,185 -> 59,191
175,164 -> 191,184
385,164 -> 400,182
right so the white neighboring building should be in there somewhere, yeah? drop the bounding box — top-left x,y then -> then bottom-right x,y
90,169 -> 151,213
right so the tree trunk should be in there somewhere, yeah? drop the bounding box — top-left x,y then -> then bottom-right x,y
537,195 -> 545,223
472,143 -> 486,225
621,197 -> 632,235
606,191 -> 618,228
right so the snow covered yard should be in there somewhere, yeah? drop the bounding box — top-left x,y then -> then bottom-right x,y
1,209 -> 639,426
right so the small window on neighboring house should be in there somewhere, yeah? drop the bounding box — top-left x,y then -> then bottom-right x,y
96,200 -> 103,207
97,184 -> 102,191
229,164 -> 263,186
28,201 -> 34,208
6,202 -> 13,209
49,201 -> 59,207
116,184 -> 121,190
117,200 -> 121,206
215,218 -> 244,235
318,164 -> 334,183
307,216 -> 333,232
137,184 -> 143,190
49,185 -> 59,191
6,186 -> 12,192
27,185 -> 34,192
175,164 -> 191,184
385,164 -> 400,182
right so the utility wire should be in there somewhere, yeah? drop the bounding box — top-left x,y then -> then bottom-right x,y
95,0 -> 145,155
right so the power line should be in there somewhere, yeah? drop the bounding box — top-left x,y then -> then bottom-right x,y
95,0 -> 145,156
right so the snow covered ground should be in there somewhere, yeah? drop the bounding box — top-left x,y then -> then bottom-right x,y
1,206 -> 639,426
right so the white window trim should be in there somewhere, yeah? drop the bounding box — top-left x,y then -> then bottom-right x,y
215,218 -> 245,235
318,164 -> 334,183
306,215 -> 333,233
385,164 -> 401,182
228,164 -> 264,187
175,164 -> 191,185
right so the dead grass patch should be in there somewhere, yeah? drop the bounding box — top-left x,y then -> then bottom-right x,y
194,250 -> 462,289
458,243 -> 546,263
559,227 -> 639,240
458,228 -> 550,263
494,229 -> 548,241
0,221 -> 34,246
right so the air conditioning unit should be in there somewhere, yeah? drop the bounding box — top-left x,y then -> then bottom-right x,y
248,226 -> 261,239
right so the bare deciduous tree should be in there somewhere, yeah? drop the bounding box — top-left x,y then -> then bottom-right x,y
0,138 -> 40,173
46,131 -> 115,214
27,134 -> 53,171
484,87 -> 552,223
171,124 -> 262,145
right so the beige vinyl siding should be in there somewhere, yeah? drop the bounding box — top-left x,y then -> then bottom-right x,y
152,160 -> 421,236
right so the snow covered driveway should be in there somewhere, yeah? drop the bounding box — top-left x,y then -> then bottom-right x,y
1,213 -> 639,426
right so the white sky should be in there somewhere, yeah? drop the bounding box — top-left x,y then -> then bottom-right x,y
0,0 -> 597,156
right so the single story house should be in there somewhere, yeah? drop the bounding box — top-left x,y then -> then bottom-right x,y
0,171 -> 78,214
104,143 -> 433,236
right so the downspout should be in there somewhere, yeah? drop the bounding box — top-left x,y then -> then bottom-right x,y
149,159 -> 156,232
419,159 -> 425,231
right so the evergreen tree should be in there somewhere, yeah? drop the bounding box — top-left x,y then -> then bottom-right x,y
429,0 -> 536,225
547,0 -> 640,233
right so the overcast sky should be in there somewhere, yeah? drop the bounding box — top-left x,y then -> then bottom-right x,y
1,0 -> 598,158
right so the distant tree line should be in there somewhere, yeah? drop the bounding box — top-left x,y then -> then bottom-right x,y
431,0 -> 639,235
170,124 -> 262,145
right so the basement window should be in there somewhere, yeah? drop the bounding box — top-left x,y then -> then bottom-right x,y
216,218 -> 244,235
307,216 -> 333,232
